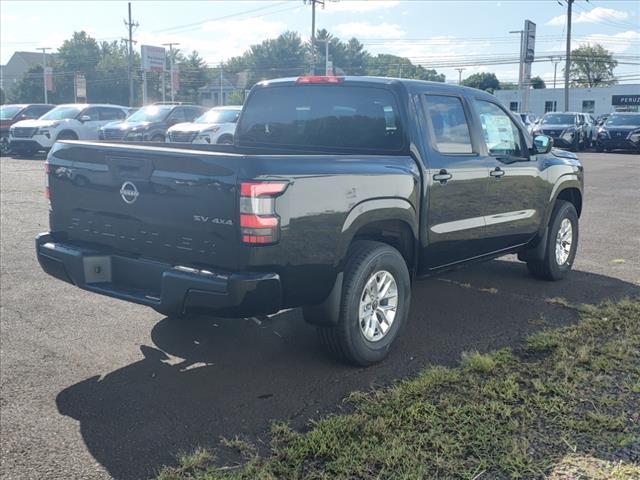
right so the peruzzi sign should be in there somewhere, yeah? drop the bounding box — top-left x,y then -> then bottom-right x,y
612,95 -> 640,106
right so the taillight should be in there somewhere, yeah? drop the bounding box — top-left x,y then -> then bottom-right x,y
239,181 -> 288,244
296,75 -> 343,84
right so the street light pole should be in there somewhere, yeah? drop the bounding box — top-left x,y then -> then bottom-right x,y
316,39 -> 329,75
549,56 -> 560,88
564,0 -> 574,111
509,29 -> 524,110
162,42 -> 179,102
455,67 -> 466,84
37,47 -> 51,103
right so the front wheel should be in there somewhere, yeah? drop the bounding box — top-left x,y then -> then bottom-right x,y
527,200 -> 579,281
315,241 -> 411,366
0,138 -> 10,155
595,143 -> 604,153
217,135 -> 233,145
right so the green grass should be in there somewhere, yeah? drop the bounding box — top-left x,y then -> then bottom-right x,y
157,299 -> 640,480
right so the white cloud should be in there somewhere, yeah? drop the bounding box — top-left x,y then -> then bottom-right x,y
323,1 -> 400,13
579,30 -> 640,54
547,7 -> 629,27
334,22 -> 405,39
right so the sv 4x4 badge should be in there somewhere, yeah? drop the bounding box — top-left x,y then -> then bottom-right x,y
193,215 -> 233,225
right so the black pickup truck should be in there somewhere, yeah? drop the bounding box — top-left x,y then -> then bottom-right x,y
37,76 -> 584,365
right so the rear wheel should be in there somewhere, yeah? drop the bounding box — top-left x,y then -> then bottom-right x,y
217,135 -> 233,145
595,143 -> 604,153
150,134 -> 164,142
315,241 -> 411,366
527,200 -> 578,281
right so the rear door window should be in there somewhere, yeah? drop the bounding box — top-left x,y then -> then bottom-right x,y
236,85 -> 403,152
422,95 -> 473,154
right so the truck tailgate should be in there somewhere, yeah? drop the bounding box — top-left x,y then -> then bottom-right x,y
47,142 -> 241,271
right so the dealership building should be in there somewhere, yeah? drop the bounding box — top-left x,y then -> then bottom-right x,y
494,84 -> 640,117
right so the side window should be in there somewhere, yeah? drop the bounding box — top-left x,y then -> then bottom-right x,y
473,100 -> 525,157
169,108 -> 186,123
185,107 -> 203,122
423,95 -> 473,154
23,106 -> 47,119
81,108 -> 100,121
98,107 -> 125,121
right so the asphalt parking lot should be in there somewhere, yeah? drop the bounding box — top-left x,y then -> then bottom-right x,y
1,151 -> 639,480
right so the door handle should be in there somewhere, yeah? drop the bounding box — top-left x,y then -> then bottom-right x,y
490,167 -> 505,179
433,169 -> 452,184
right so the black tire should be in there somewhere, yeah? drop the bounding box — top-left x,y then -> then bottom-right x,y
217,135 -> 233,145
150,134 -> 164,143
57,131 -> 78,141
0,138 -> 10,156
316,241 -> 411,366
595,143 -> 604,153
527,200 -> 579,281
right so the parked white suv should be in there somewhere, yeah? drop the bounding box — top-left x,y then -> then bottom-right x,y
166,106 -> 241,145
9,103 -> 129,156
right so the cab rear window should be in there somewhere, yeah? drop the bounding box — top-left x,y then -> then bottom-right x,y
236,85 -> 404,152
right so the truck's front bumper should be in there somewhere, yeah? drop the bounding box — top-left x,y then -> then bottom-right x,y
36,232 -> 282,317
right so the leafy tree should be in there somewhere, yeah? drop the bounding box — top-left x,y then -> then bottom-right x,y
530,76 -> 546,89
226,91 -> 244,105
499,81 -> 519,90
462,72 -> 500,92
314,30 -> 369,75
364,54 -> 445,81
175,50 -> 210,103
89,40 -> 132,105
569,43 -> 618,87
55,31 -> 101,102
7,65 -> 62,103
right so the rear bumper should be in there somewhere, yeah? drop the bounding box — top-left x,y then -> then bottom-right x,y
36,232 -> 282,317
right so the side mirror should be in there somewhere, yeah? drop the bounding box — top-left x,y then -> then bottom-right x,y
79,115 -> 91,122
533,135 -> 553,155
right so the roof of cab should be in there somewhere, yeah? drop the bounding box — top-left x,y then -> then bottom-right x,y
258,75 -> 497,100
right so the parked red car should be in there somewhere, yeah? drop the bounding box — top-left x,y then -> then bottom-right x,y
1,104 -> 55,155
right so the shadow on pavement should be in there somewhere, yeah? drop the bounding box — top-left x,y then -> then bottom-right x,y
56,260 -> 639,480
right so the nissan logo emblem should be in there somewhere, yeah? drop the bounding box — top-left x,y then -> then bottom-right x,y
120,181 -> 139,204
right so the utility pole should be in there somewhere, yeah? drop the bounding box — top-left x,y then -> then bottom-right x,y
550,56 -> 562,88
163,42 -> 179,102
306,0 -> 325,74
455,67 -> 466,85
220,62 -> 224,106
124,2 -> 139,107
564,0 -> 574,111
37,47 -> 51,103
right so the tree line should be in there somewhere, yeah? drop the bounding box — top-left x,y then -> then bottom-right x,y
4,29 -> 618,105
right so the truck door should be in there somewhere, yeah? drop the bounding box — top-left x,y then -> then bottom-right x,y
471,99 -> 546,251
419,94 -> 492,269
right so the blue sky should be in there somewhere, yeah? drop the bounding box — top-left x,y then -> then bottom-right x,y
1,0 -> 638,85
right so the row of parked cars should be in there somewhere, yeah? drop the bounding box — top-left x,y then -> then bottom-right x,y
517,111 -> 640,153
1,101 -> 639,157
0,102 -> 242,157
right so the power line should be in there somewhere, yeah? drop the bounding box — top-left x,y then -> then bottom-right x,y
151,1 -> 291,34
